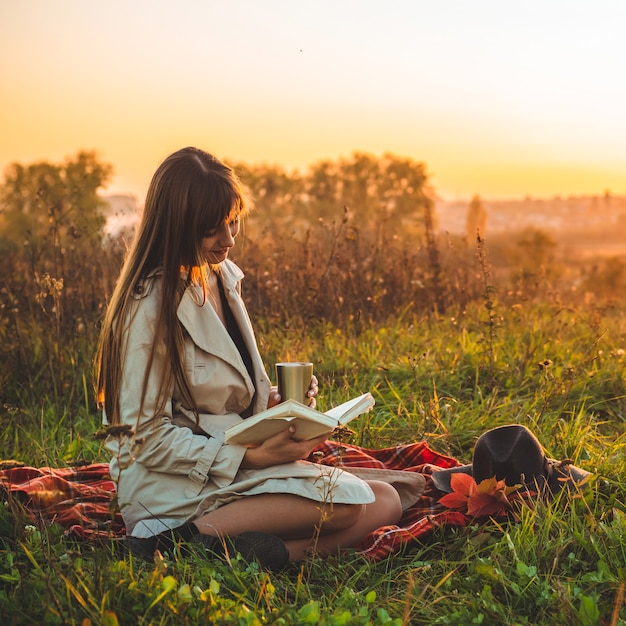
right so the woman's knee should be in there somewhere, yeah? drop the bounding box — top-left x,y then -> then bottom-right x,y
323,503 -> 366,529
370,481 -> 403,524
326,482 -> 402,530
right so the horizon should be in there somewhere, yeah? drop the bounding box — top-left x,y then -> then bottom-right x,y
2,1 -> 625,204
99,177 -> 626,206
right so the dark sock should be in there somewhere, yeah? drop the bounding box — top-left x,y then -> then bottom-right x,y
130,528 -> 288,570
171,521 -> 200,540
154,522 -> 200,553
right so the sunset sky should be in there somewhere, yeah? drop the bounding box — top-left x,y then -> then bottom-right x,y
2,0 -> 625,202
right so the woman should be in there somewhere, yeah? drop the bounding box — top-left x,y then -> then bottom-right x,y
96,147 -> 416,570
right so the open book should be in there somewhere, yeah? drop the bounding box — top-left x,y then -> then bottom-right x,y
224,392 -> 375,446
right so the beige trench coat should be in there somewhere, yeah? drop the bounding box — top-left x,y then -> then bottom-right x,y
106,260 -> 425,537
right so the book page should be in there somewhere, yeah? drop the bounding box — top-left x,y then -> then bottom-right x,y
324,393 -> 374,424
225,415 -> 335,445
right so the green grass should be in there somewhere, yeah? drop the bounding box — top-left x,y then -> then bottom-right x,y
1,299 -> 625,624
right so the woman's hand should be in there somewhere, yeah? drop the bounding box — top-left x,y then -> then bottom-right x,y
306,374 -> 319,408
267,386 -> 281,409
266,375 -> 319,409
240,426 -> 327,469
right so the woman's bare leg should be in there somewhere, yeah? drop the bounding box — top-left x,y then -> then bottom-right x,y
284,481 -> 402,560
192,480 -> 402,561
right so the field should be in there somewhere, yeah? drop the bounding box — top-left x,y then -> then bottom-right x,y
0,155 -> 625,624
1,293 -> 625,624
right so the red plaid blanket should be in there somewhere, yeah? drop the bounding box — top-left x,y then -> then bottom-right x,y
0,441 -> 471,561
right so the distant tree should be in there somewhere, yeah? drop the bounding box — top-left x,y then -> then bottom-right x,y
303,151 -> 434,237
227,152 -> 445,320
0,151 -> 115,339
510,227 -> 560,294
0,151 -> 114,402
0,150 -> 112,278
516,227 -> 556,267
297,152 -> 442,312
465,194 -> 487,241
231,162 -> 304,224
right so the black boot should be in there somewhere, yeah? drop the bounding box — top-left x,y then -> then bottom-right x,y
190,531 -> 289,571
120,521 -> 198,561
122,527 -> 289,571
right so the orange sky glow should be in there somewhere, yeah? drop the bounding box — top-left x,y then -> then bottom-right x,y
2,0 -> 625,204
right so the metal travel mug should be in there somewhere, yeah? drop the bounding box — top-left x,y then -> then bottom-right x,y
275,362 -> 313,405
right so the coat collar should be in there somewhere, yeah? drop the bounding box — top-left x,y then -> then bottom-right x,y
176,260 -> 256,395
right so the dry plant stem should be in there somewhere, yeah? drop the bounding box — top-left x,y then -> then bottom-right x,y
424,201 -> 445,314
476,233 -> 498,380
610,581 -> 624,626
305,450 -> 344,558
310,206 -> 349,302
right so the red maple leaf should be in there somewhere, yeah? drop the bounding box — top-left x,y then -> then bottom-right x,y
438,473 -> 475,512
439,473 -> 535,519
467,492 -> 508,517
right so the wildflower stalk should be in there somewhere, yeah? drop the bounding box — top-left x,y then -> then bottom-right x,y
476,233 -> 499,383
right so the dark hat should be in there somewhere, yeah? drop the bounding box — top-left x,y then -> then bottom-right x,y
431,424 -> 591,496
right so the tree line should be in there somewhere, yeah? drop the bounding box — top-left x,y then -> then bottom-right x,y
1,150 -> 623,414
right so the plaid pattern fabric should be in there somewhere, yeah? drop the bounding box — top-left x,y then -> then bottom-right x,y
308,441 -> 471,560
0,463 -> 125,541
0,441 -> 472,560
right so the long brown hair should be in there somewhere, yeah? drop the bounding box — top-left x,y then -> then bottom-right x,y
96,147 -> 250,425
